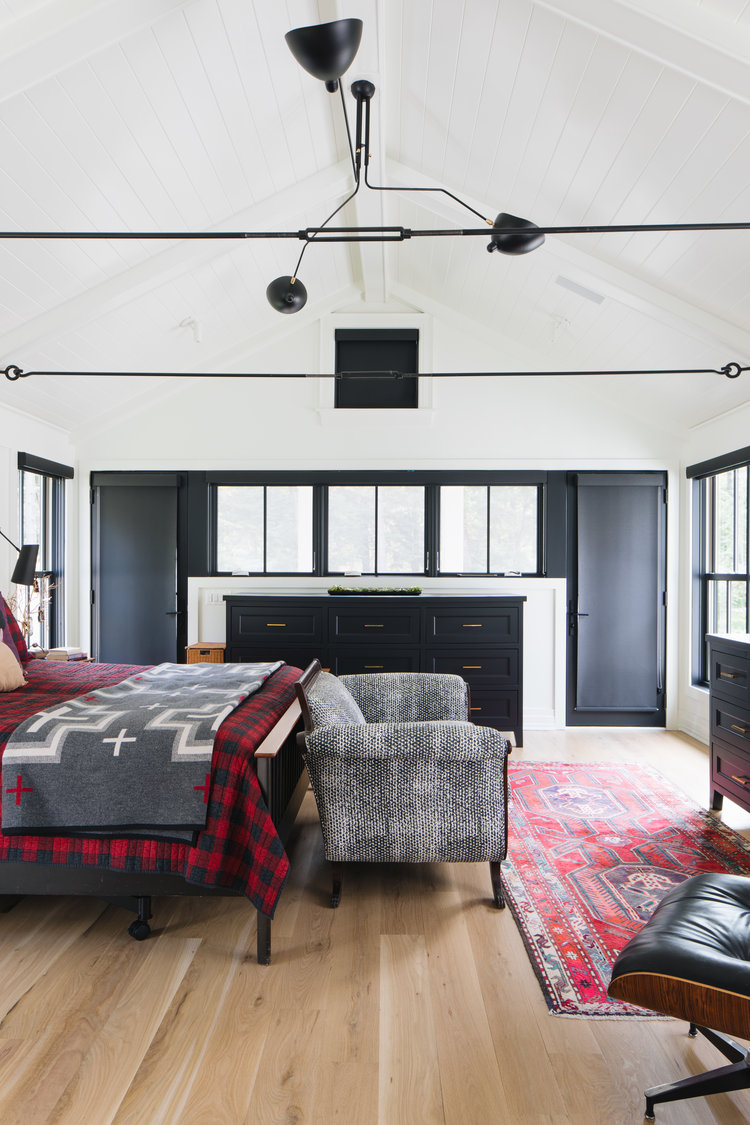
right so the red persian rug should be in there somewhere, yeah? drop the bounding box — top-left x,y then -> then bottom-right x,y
505,761 -> 750,1017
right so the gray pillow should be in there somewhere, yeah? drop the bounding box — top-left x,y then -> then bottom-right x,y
307,672 -> 366,727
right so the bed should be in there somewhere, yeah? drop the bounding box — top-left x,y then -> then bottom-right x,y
0,596 -> 308,964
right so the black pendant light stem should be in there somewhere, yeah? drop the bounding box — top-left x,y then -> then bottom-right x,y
339,81 -> 358,180
289,177 -> 361,279
356,85 -> 490,226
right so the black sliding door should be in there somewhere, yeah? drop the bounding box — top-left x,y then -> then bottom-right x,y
91,474 -> 183,665
566,473 -> 666,726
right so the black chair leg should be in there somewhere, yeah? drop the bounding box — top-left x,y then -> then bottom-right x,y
331,863 -> 343,908
490,861 -> 505,908
644,1026 -> 750,1119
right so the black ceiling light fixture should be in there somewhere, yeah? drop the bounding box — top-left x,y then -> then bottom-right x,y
0,15 -> 748,331
284,18 -> 363,90
264,17 -> 550,311
260,17 -> 750,312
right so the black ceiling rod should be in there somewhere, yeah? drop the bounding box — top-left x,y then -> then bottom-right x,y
4,363 -> 748,381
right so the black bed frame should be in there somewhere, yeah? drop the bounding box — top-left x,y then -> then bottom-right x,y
0,672 -> 311,965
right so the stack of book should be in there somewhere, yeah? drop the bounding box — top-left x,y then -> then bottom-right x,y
45,646 -> 88,662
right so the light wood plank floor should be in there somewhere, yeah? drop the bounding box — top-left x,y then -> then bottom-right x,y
1,729 -> 749,1124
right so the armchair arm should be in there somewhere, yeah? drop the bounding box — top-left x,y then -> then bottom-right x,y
339,672 -> 469,723
302,719 -> 508,761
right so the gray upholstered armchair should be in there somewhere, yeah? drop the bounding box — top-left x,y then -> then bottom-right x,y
295,660 -> 510,908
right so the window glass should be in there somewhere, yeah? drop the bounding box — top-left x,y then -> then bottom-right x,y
440,486 -> 487,572
694,465 -> 750,681
328,486 -> 375,573
216,486 -> 263,572
266,487 -> 313,571
22,473 -> 42,555
18,469 -> 65,649
490,486 -> 538,573
714,469 -> 747,574
377,487 -> 424,573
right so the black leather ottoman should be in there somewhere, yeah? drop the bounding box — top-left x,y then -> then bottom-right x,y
608,871 -> 750,1119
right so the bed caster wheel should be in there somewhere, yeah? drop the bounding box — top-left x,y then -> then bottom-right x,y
128,919 -> 151,941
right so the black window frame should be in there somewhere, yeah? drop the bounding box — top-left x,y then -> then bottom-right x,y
436,481 -> 545,577
211,481 -> 317,577
208,471 -> 549,580
688,446 -> 750,685
18,452 -> 73,648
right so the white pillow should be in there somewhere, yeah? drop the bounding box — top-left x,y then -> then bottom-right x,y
0,639 -> 26,691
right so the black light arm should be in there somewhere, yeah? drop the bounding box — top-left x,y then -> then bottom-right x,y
0,528 -> 39,585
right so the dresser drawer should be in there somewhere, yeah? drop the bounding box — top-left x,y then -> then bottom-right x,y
709,646 -> 750,709
467,688 -> 519,730
711,737 -> 750,807
329,607 -> 420,644
711,701 -> 750,755
424,606 -> 520,646
227,644 -> 320,671
426,650 -> 518,686
230,605 -> 323,646
329,648 -> 421,675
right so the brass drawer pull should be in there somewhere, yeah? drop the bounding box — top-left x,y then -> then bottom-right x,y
720,671 -> 747,680
731,775 -> 750,786
462,623 -> 483,628
266,622 -> 287,627
364,623 -> 384,628
462,665 -> 482,669
730,724 -> 749,735
364,664 -> 383,669
470,706 -> 482,712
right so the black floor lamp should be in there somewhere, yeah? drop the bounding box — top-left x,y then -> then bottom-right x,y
0,529 -> 39,586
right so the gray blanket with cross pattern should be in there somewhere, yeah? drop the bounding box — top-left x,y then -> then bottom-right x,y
1,660 -> 282,842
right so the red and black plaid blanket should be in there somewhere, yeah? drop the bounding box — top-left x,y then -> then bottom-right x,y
0,658 -> 301,918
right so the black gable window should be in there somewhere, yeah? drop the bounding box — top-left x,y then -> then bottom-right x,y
334,328 -> 418,409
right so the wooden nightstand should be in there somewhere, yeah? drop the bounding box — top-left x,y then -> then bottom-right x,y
186,642 -> 225,665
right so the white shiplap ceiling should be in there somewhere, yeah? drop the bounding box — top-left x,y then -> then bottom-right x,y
0,0 -> 749,435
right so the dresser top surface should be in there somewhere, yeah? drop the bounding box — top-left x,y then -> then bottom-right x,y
224,593 -> 526,602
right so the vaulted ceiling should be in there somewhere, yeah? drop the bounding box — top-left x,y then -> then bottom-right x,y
1,0 -> 750,437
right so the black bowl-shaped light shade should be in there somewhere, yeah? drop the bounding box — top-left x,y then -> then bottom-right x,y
285,18 -> 363,84
266,275 -> 308,314
487,212 -> 545,255
11,543 -> 38,586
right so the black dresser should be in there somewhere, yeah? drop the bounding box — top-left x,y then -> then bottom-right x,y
708,633 -> 750,812
224,594 -> 525,745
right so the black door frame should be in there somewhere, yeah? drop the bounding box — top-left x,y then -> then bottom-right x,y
565,471 -> 667,727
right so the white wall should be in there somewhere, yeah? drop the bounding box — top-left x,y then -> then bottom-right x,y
69,313 -> 683,729
0,403 -> 75,615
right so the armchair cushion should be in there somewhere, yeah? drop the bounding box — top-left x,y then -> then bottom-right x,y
303,720 -> 509,864
340,671 -> 468,723
305,670 -> 366,728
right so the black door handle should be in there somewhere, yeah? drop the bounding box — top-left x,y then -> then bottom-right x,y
165,610 -> 182,616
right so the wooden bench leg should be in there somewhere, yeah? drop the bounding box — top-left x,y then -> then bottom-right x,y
331,863 -> 343,908
257,911 -> 271,965
490,861 -> 505,908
